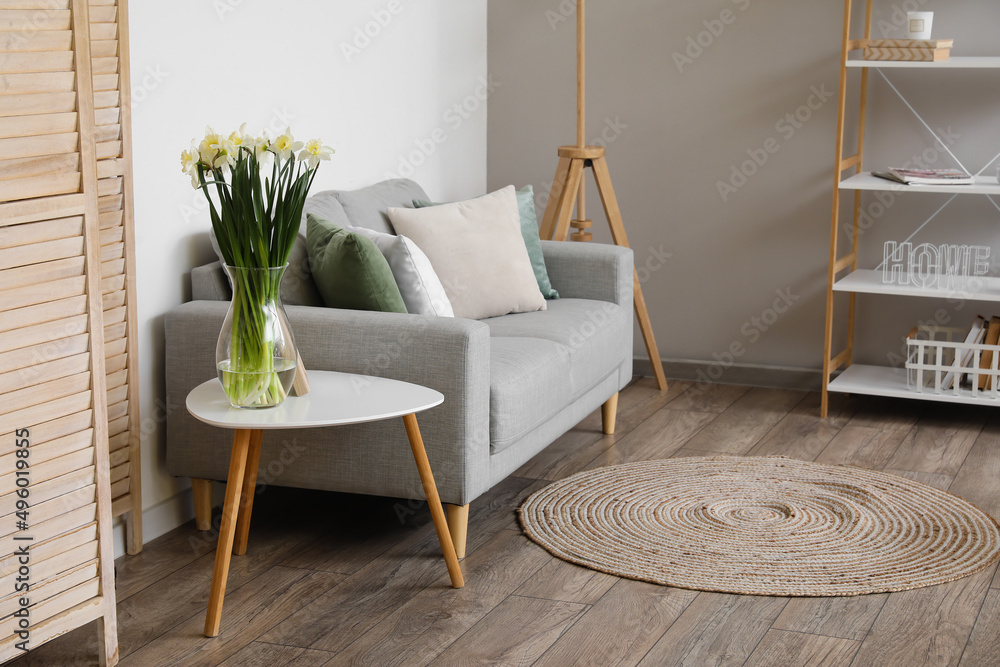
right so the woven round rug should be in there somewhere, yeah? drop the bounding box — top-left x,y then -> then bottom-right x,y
518,456 -> 1000,596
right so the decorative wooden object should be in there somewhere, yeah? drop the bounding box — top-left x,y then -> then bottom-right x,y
0,0 -> 120,663
87,0 -> 142,555
538,0 -> 667,391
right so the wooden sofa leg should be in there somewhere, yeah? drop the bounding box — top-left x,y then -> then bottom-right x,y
446,503 -> 469,559
192,478 -> 213,530
602,392 -> 619,435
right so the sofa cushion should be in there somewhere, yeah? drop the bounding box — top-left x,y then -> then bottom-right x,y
490,336 -> 573,453
347,225 -> 454,317
483,298 -> 630,399
414,185 -> 559,300
386,186 -> 546,320
306,214 -> 408,313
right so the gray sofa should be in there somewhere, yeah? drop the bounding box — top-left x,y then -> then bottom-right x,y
164,179 -> 634,555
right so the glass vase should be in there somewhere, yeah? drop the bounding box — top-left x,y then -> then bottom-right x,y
216,264 -> 298,409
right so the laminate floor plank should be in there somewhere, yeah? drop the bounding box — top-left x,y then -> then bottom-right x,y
636,592 -> 787,667
948,419 -> 1000,519
325,530 -> 550,667
680,388 -> 807,455
218,642 -> 334,667
514,557 -> 618,604
661,382 -> 749,413
532,578 -> 698,667
845,396 -> 924,431
884,407 -> 989,476
259,475 -> 541,653
744,629 -> 859,667
814,426 -> 909,470
771,594 -> 887,641
958,588 -> 1000,667
119,567 -> 344,667
850,566 -> 994,667
582,408 -> 717,469
427,594 -> 588,667
745,412 -> 844,461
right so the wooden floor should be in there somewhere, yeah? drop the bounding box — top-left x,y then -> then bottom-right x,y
12,378 -> 1000,666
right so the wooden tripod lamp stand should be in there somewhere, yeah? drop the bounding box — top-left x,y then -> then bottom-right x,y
538,0 -> 667,391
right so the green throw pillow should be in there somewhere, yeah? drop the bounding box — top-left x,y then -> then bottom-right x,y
305,213 -> 407,313
413,185 -> 559,299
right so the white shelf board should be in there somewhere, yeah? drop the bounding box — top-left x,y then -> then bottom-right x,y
828,364 -> 1000,406
833,270 -> 1000,301
840,172 -> 1000,195
847,56 -> 1000,69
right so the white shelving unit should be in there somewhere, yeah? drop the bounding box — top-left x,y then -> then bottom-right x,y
821,1 -> 1000,417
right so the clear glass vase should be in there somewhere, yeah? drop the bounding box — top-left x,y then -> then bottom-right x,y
216,264 -> 298,409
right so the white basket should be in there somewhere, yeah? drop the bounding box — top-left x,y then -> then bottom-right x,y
906,325 -> 1000,399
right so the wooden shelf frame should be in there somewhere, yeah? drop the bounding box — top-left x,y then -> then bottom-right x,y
821,0 -> 1000,416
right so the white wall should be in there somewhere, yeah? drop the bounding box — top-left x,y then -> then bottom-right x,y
488,1 -> 1000,386
124,0 -> 488,553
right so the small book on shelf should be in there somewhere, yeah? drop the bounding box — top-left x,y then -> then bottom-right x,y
863,38 -> 954,62
946,315 -> 987,390
978,316 -> 1000,389
873,168 -> 974,186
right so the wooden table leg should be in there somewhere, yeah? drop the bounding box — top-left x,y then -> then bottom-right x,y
402,413 -> 465,589
204,428 -> 252,638
233,429 -> 263,556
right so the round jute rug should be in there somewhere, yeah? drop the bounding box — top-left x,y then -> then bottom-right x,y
518,456 -> 1000,596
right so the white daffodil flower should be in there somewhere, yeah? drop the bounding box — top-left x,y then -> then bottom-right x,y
199,126 -> 231,170
269,128 -> 304,161
298,139 -> 335,170
228,122 -> 251,154
180,142 -> 202,188
251,135 -> 272,164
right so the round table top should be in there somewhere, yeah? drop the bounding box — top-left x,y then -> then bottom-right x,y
186,370 -> 444,430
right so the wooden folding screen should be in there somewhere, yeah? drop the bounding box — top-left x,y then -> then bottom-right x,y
0,0 -> 120,663
88,0 -> 141,556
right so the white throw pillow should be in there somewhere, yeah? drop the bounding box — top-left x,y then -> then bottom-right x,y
386,186 -> 546,320
348,225 -> 454,317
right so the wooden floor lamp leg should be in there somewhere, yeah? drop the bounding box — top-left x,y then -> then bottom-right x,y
553,159 -> 586,243
204,428 -> 251,638
233,429 -> 263,556
402,413 -> 464,589
591,157 -> 668,391
540,156 -> 573,240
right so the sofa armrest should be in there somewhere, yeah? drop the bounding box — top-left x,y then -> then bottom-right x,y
164,301 -> 493,504
540,240 -> 634,305
191,261 -> 229,301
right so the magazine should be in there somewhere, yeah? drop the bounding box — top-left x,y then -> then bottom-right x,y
873,168 -> 974,186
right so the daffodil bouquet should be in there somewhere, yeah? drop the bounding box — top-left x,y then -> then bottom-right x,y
181,125 -> 333,407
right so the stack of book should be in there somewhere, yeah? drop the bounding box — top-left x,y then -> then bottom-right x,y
863,38 -> 953,62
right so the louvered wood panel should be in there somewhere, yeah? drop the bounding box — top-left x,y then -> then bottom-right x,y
0,0 -> 118,663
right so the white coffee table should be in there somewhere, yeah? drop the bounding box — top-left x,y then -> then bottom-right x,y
186,370 -> 464,637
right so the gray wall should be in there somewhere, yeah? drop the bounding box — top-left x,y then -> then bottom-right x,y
488,0 -> 1000,387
